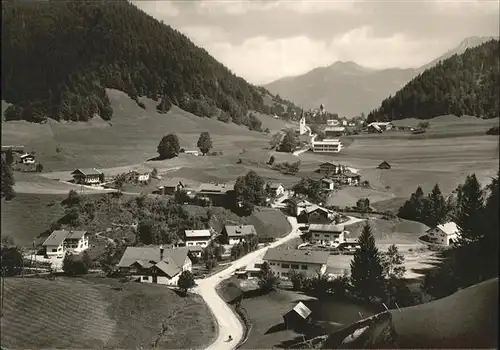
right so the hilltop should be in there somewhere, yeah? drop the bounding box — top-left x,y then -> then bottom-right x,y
368,39 -> 499,122
264,37 -> 496,116
1,0 -> 296,128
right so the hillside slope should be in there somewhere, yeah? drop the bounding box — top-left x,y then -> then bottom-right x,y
1,0 -> 288,128
264,37 -> 496,116
1,89 -> 291,171
368,39 -> 499,122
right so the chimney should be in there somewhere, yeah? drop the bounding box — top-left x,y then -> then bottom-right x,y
160,245 -> 164,261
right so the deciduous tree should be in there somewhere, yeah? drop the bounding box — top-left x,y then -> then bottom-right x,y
177,270 -> 195,294
1,158 -> 16,200
157,134 -> 180,160
197,132 -> 213,155
258,261 -> 279,293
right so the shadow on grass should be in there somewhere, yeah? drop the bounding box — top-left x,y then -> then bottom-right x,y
265,322 -> 286,335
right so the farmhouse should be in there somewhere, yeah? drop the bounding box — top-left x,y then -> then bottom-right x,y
331,170 -> 361,186
427,222 -> 459,246
287,197 -> 313,217
156,179 -> 184,195
377,161 -> 391,170
309,224 -> 346,247
367,122 -> 394,133
184,150 -> 199,156
42,230 -> 89,256
184,229 -> 212,248
326,119 -> 340,126
222,224 -> 257,245
19,153 -> 35,164
267,182 -> 285,197
117,245 -> 192,285
130,167 -> 151,183
283,302 -> 312,330
321,178 -> 335,191
71,168 -> 104,185
311,138 -> 343,153
196,183 -> 234,206
263,248 -> 329,279
298,205 -> 335,224
318,162 -> 347,174
324,126 -> 346,137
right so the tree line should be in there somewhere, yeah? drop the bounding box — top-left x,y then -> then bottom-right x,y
2,1 -> 288,128
368,39 -> 499,122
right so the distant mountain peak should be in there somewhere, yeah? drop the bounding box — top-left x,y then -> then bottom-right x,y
457,36 -> 498,50
328,60 -> 373,72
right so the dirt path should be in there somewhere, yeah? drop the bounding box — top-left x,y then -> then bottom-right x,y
194,217 -> 302,350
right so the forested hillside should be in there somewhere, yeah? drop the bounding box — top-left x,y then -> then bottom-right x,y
1,0 -> 284,127
368,39 -> 499,122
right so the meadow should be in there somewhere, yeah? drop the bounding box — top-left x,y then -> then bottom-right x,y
237,289 -> 377,349
0,276 -> 216,349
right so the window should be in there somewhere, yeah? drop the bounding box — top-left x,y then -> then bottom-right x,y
314,234 -> 320,237
142,276 -> 148,281
52,249 -> 57,252
282,263 -> 289,269
291,264 -> 299,269
301,265 -> 308,270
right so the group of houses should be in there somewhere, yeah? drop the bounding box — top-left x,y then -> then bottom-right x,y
155,180 -> 235,206
70,167 -> 154,186
318,162 -> 361,186
1,145 -> 36,165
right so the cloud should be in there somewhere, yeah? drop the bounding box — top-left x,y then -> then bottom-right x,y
195,0 -> 280,15
183,25 -> 444,84
132,1 -> 180,17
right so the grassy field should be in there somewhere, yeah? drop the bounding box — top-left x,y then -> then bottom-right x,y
1,89 -> 292,172
184,205 -> 291,239
0,276 -> 216,349
238,289 -> 377,349
345,218 -> 429,244
1,193 -> 66,246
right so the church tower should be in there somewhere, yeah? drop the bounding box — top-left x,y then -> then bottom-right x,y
299,110 -> 307,135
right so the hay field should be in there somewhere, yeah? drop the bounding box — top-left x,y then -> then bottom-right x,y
0,277 -> 215,349
1,89 -> 291,172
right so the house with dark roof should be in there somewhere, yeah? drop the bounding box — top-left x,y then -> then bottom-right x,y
318,162 -> 347,174
308,224 -> 347,247
196,183 -> 234,206
71,168 -> 104,185
263,248 -> 329,279
42,230 -> 89,257
286,197 -> 313,217
156,179 -> 185,195
117,245 -> 192,285
222,224 -> 257,245
297,205 -> 335,224
321,177 -> 335,191
377,161 -> 391,170
283,302 -> 312,330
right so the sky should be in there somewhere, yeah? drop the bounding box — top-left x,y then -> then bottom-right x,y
133,0 -> 500,85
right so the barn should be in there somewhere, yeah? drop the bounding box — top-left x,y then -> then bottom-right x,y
283,301 -> 312,330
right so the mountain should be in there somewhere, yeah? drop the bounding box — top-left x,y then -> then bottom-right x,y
1,0 -> 289,129
418,36 -> 498,73
264,36 -> 497,116
368,39 -> 499,122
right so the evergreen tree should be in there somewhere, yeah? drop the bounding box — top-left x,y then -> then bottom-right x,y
197,132 -> 213,155
397,186 -> 427,222
455,174 -> 484,244
157,133 -> 180,160
5,148 -> 14,165
350,223 -> 385,301
1,158 -> 16,200
425,184 -> 448,227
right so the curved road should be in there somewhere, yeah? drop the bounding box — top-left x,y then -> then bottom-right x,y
194,217 -> 302,350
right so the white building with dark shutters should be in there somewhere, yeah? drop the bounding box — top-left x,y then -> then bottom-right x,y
263,248 -> 329,279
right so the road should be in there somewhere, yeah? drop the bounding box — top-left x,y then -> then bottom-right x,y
194,216 -> 302,350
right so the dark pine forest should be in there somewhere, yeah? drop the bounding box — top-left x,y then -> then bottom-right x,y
2,0 -> 282,127
368,40 -> 500,122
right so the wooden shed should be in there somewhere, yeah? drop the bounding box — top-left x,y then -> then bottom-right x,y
377,161 -> 391,170
283,301 -> 312,330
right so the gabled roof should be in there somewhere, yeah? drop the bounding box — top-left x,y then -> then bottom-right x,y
268,182 -> 283,189
158,179 -> 181,188
377,161 -> 391,169
185,229 -> 212,238
71,168 -> 102,176
19,153 -> 34,158
263,248 -> 329,265
344,170 -> 360,178
319,161 -> 338,166
436,222 -> 459,235
117,246 -> 189,268
198,183 -> 234,194
324,126 -> 346,132
321,178 -> 335,184
303,205 -> 330,214
309,224 -> 344,233
151,257 -> 180,278
286,301 -> 312,320
224,225 -> 257,237
42,230 -> 87,246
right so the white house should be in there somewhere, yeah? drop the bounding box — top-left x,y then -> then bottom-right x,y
308,224 -> 347,247
222,225 -> 257,245
185,150 -> 199,156
136,171 -> 150,183
117,246 -> 192,285
263,248 -> 329,279
42,230 -> 89,257
235,260 -> 264,279
326,119 -> 340,126
19,153 -> 35,164
287,198 -> 313,217
184,229 -> 212,248
311,137 -> 343,153
267,182 -> 285,197
426,222 -> 459,246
